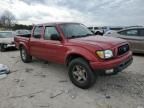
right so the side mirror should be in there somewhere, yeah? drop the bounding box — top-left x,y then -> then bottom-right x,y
51,34 -> 61,41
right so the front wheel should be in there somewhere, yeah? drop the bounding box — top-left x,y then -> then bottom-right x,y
68,58 -> 96,89
20,46 -> 32,63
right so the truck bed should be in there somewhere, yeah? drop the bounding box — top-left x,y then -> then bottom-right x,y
14,34 -> 31,49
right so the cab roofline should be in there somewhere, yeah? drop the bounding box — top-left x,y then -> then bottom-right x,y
33,22 -> 81,26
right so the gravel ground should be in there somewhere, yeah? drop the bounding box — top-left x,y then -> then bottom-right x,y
0,50 -> 144,108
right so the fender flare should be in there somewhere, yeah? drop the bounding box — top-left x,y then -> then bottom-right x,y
65,47 -> 98,64
19,42 -> 30,55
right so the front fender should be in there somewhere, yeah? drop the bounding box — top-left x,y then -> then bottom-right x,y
65,46 -> 98,62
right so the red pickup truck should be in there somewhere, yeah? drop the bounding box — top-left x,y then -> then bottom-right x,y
14,22 -> 133,89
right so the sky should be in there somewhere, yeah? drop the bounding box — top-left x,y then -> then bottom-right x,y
0,0 -> 144,26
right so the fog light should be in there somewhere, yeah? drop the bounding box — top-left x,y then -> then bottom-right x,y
105,69 -> 114,74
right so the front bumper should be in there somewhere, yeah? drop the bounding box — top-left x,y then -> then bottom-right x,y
90,51 -> 133,75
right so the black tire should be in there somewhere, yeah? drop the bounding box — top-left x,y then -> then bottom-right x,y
0,44 -> 6,52
20,46 -> 32,63
68,58 -> 96,89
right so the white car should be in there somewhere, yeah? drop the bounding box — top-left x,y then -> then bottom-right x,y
15,29 -> 30,35
0,31 -> 16,51
103,30 -> 117,36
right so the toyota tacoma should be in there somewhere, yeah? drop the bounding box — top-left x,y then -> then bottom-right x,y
14,22 -> 133,89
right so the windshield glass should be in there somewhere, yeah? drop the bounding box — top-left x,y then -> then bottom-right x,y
0,32 -> 13,38
60,23 -> 94,39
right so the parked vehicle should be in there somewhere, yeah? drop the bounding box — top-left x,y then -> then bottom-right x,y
14,22 -> 133,89
15,29 -> 31,35
94,29 -> 104,35
88,26 -> 123,35
104,30 -> 117,35
104,27 -> 144,54
88,27 -> 104,35
0,31 -> 16,51
102,26 -> 123,32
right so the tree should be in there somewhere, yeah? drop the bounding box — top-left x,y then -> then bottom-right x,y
0,10 -> 17,28
12,24 -> 32,30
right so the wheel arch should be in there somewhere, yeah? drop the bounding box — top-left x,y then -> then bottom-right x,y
66,53 -> 89,66
19,42 -> 30,55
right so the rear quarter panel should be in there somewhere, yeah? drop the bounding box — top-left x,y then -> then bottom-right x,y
14,36 -> 30,53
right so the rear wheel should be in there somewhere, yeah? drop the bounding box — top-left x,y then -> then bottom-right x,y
20,46 -> 32,63
68,58 -> 96,89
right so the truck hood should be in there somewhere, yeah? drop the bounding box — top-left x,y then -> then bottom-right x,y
68,36 -> 127,49
0,38 -> 14,43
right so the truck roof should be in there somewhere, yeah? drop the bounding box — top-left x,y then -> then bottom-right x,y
34,22 -> 81,26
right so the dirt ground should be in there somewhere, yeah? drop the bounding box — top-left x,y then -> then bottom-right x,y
0,50 -> 144,108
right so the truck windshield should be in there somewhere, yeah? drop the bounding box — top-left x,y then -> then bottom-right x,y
60,23 -> 94,39
0,32 -> 13,38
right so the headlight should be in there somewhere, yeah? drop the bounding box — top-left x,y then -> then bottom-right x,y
96,50 -> 113,59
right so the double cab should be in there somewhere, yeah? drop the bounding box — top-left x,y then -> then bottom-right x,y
14,22 -> 133,89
